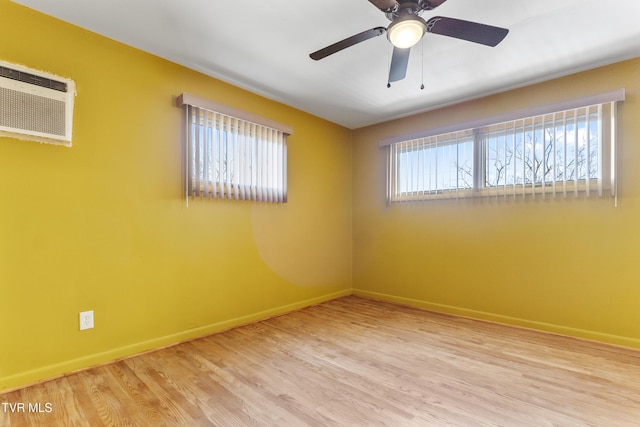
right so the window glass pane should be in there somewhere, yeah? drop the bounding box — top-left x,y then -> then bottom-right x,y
482,110 -> 600,188
187,107 -> 287,202
395,134 -> 473,196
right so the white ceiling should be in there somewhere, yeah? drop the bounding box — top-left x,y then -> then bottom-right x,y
12,0 -> 640,129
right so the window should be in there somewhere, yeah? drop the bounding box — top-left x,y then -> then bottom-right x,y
385,90 -> 624,204
177,93 -> 291,203
391,129 -> 475,199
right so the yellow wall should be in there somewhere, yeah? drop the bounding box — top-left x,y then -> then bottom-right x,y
0,1 -> 352,391
352,57 -> 640,349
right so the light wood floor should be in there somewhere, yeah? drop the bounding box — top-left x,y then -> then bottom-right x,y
3,296 -> 640,426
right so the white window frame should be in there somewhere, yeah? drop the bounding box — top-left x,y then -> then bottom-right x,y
383,90 -> 624,205
177,93 -> 292,204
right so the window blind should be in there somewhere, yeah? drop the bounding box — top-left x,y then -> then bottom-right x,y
177,93 -> 290,204
386,90 -> 623,205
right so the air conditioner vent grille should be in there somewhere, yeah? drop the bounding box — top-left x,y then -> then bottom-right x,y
0,87 -> 66,137
1,65 -> 68,92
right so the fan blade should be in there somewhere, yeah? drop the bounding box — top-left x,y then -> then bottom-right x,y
368,0 -> 398,12
420,0 -> 448,10
389,47 -> 410,82
310,27 -> 386,60
425,16 -> 509,47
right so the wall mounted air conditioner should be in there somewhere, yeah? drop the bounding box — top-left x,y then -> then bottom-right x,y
0,60 -> 75,147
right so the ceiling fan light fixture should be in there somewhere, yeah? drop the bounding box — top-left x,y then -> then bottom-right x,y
387,16 -> 426,49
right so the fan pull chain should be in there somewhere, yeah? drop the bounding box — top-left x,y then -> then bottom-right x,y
387,44 -> 391,88
420,37 -> 425,90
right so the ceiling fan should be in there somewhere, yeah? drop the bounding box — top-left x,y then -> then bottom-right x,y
309,0 -> 509,84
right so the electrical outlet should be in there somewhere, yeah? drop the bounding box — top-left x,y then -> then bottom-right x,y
79,310 -> 94,331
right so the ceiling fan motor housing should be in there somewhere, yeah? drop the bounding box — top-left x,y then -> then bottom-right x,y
386,1 -> 422,20
418,0 -> 449,10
